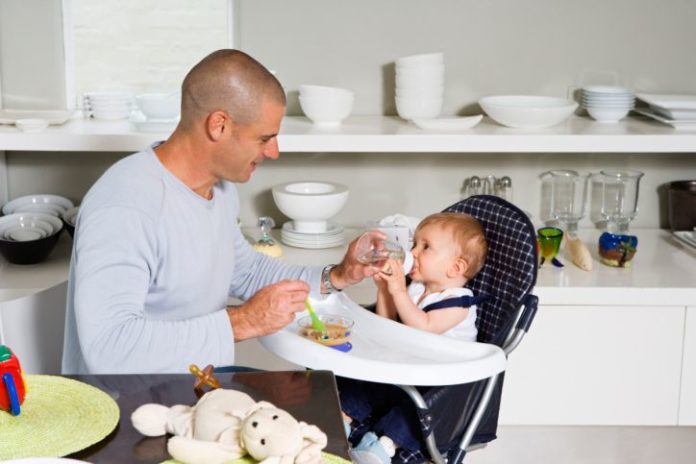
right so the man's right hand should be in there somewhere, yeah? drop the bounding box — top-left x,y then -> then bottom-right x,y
227,279 -> 310,342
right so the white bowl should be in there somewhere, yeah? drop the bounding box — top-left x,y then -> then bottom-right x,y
395,96 -> 443,120
299,85 -> 353,99
395,52 -> 444,68
272,181 -> 349,233
135,93 -> 181,120
479,95 -> 578,129
586,107 -> 630,123
2,194 -> 74,216
582,86 -> 633,95
412,115 -> 483,131
0,213 -> 63,239
15,119 -> 49,132
62,206 -> 79,226
299,92 -> 354,126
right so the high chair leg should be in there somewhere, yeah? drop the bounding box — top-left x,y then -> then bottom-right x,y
397,385 -> 446,464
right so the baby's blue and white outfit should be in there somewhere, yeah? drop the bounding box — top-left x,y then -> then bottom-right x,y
408,282 -> 478,341
339,282 -> 479,461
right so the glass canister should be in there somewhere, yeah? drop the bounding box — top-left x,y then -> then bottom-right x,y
540,169 -> 589,236
592,170 -> 644,233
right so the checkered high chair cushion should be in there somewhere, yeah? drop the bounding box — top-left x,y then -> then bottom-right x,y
444,195 -> 538,344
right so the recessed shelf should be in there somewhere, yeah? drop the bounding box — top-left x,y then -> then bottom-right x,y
0,115 -> 695,153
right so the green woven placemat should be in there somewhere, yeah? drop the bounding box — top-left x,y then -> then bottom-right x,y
0,375 -> 120,459
161,451 -> 350,464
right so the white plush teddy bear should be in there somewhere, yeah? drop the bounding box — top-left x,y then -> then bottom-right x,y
131,388 -> 327,464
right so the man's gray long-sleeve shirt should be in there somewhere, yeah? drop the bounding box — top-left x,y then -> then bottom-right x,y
62,146 -> 322,374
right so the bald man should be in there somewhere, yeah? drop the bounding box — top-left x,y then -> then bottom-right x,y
62,50 -> 376,374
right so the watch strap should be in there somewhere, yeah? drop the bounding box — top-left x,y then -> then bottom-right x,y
321,264 -> 341,293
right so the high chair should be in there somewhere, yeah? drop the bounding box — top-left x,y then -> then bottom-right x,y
261,195 -> 539,463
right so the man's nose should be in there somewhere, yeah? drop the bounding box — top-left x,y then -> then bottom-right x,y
264,138 -> 280,159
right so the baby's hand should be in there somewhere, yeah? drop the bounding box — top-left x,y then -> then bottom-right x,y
380,259 -> 407,294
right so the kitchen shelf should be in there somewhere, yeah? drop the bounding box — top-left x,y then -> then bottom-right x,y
1,115 -> 695,153
5,228 -> 694,306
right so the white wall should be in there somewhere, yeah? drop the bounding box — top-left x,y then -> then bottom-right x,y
72,0 -> 228,96
5,1 -> 696,229
7,151 -> 696,230
236,0 -> 696,116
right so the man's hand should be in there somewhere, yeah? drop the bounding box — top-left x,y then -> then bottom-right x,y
228,280 -> 309,341
331,230 -> 388,290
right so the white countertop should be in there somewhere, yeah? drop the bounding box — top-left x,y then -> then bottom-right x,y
2,228 -> 695,306
1,114 -> 695,153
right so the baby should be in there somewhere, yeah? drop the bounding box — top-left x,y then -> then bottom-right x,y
340,212 -> 488,464
374,212 -> 487,339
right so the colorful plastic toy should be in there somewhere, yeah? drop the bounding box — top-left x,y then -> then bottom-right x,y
599,232 -> 638,268
0,345 -> 27,416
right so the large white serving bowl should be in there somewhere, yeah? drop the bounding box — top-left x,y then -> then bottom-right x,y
135,92 -> 181,120
479,95 -> 578,129
2,194 -> 74,216
299,92 -> 354,126
272,181 -> 349,233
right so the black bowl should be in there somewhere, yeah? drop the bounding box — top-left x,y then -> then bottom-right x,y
0,227 -> 63,265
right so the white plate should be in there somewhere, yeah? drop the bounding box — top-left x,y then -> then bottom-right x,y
673,231 -> 696,249
411,115 -> 483,131
650,106 -> 696,120
0,109 -> 74,125
281,235 -> 345,247
281,221 -> 344,236
633,108 -> 696,129
281,237 -> 345,249
636,93 -> 696,110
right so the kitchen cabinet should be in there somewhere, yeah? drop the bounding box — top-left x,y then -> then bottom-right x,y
679,306 -> 696,425
500,304 -> 684,425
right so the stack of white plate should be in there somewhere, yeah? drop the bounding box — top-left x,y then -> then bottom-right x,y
634,93 -> 696,129
83,92 -> 134,120
280,221 -> 345,249
582,86 -> 635,123
2,194 -> 74,217
395,52 -> 444,120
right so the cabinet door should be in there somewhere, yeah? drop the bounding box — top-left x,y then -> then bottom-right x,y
500,305 -> 684,425
0,283 -> 67,374
679,306 -> 696,425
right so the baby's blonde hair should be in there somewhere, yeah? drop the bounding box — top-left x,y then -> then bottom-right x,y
415,212 -> 488,279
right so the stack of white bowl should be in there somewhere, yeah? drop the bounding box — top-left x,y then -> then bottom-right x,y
83,92 -> 134,120
395,52 -> 444,120
299,85 -> 354,126
2,194 -> 74,217
582,86 -> 635,123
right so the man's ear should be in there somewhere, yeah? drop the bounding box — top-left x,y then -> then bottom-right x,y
206,110 -> 228,141
448,257 -> 468,278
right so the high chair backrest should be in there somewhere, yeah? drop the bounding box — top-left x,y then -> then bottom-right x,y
444,195 -> 538,345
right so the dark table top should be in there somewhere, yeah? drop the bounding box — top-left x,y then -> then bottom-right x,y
68,370 -> 350,463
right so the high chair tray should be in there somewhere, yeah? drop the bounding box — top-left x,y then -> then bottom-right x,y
260,293 -> 506,386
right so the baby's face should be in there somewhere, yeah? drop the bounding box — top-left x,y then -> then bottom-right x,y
410,225 -> 461,283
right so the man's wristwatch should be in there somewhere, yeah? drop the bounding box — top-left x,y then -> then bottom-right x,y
321,264 -> 341,294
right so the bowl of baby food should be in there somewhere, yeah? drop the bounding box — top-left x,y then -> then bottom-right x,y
297,314 -> 354,347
